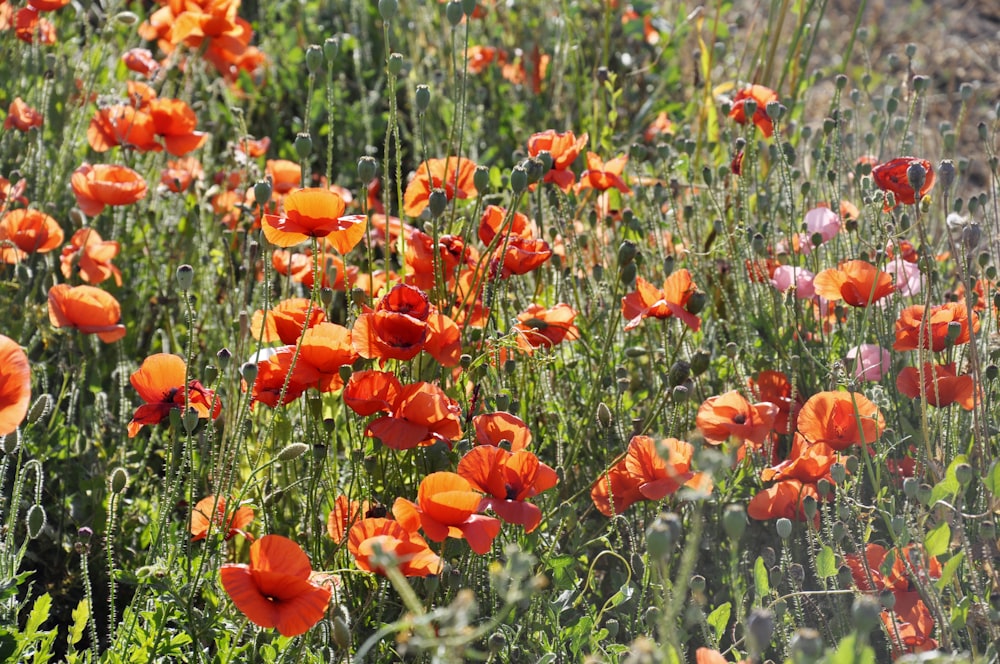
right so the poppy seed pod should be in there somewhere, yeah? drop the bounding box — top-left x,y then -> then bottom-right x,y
323,37 -> 340,62
462,0 -> 477,15
240,362 -> 258,384
176,264 -> 194,291
906,161 -> 927,194
955,462 -> 973,486
378,0 -> 397,19
851,596 -> 881,633
747,608 -> 775,653
387,53 -> 404,76
474,165 -> 490,192
217,347 -> 232,371
445,0 -> 463,25
789,628 -> 824,663
305,45 -> 323,74
357,156 -> 378,184
427,188 -> 448,218
775,517 -> 792,539
182,407 -> 200,433
509,166 -> 528,193
722,504 -> 747,540
203,364 -> 218,385
415,85 -> 431,113
294,133 -> 313,159
253,180 -> 272,206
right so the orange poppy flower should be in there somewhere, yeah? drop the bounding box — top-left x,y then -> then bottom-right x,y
812,260 -> 895,307
128,353 -> 221,437
695,390 -> 778,448
844,543 -> 941,594
245,347 -> 312,408
576,152 -> 631,194
262,188 -> 365,251
622,269 -> 701,331
392,472 -> 501,554
0,335 -> 31,436
0,176 -> 28,208
403,230 -> 478,289
265,160 -> 302,196
893,302 -> 978,352
512,303 -> 580,352
796,390 -> 884,451
219,534 -> 331,637
271,248 -> 357,290
71,163 -> 148,216
500,46 -> 549,94
872,157 -> 934,210
296,322 -> 358,393
148,98 -> 208,156
87,105 -> 160,153
478,204 -> 536,246
13,6 -> 56,44
527,130 -> 588,191
348,517 -> 442,577
472,412 -> 532,451
760,434 -> 839,484
4,97 -> 43,132
457,446 -> 558,532
47,284 -> 126,343
327,495 -> 377,543
466,45 -> 505,74
161,156 -> 204,193
748,370 -> 798,435
352,283 -> 461,366
729,84 -> 778,137
747,479 -> 820,524
403,157 -> 478,218
644,112 -> 673,143
122,48 -> 160,76
190,495 -> 254,542
882,595 -> 938,657
250,298 -> 327,345
623,435 -> 710,499
341,370 -> 402,416
695,649 -> 729,664
357,378 -> 464,451
896,362 -> 976,410
59,228 -> 122,286
591,459 -> 644,517
490,236 -> 553,278
0,209 -> 64,262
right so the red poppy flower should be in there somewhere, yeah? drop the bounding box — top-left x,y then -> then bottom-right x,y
122,48 -> 160,76
392,472 -> 501,554
500,46 -> 549,94
466,45 -> 505,74
403,157 -> 478,218
472,412 -> 532,451
872,157 -> 934,210
760,434 -> 839,484
644,112 -> 673,143
59,228 -> 122,286
348,517 -> 442,577
147,98 -> 208,156
747,479 -> 820,524
4,97 -> 43,132
265,160 -> 302,197
345,373 -> 463,451
296,322 -> 358,393
0,335 -> 31,436
622,270 -> 701,331
696,391 -> 778,448
272,248 -> 355,290
590,458 -> 644,517
220,534 -> 331,637
71,163 -> 148,216
812,260 -> 896,307
882,595 -> 938,657
844,543 -> 941,594
729,84 -> 778,137
796,390 -> 884,451
576,152 -> 632,194
0,209 -> 64,262
896,362 -> 976,410
245,347 -> 312,408
403,230 -> 478,290
352,283 -> 461,366
47,284 -> 126,343
250,298 -> 326,345
190,495 -> 254,541
128,353 -> 221,437
327,495 -> 375,543
262,188 -> 365,251
512,303 -> 580,352
893,302 -> 978,352
13,6 -> 56,44
87,106 -> 160,153
748,370 -> 798,435
161,157 -> 204,193
457,446 -> 558,532
526,130 -> 588,191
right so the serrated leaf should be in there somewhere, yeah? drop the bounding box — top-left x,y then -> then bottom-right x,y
817,545 -> 837,578
925,520 -> 951,557
548,554 -> 578,590
936,551 -> 965,591
754,556 -> 769,600
69,599 -> 89,647
25,593 -> 52,635
706,602 -> 731,644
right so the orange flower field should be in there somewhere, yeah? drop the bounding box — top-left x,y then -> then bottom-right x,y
0,0 -> 998,661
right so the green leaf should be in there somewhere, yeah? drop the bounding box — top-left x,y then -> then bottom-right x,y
753,556 -> 769,601
936,552 -> 965,591
706,602 -> 731,644
950,595 -> 970,630
547,554 -> 578,590
929,455 -> 968,507
68,599 -> 89,647
925,520 -> 951,557
25,593 -> 52,635
817,545 -> 837,579
829,634 -> 875,664
985,460 -> 1000,496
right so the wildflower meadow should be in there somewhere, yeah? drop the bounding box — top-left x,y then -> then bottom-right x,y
2,0 -> 999,661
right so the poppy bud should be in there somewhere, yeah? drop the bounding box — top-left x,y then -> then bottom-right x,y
1,430 -> 18,455
851,596 -> 881,634
357,156 -> 378,184
955,462 -> 973,486
487,631 -> 506,653
685,291 -> 707,316
278,442 -> 309,461
775,517 -> 792,540
446,1 -> 464,25
747,608 -> 775,653
27,394 -> 52,425
722,504 -> 747,540
963,223 -> 982,251
816,478 -> 831,499
323,37 -> 340,62
332,615 -> 351,649
986,364 -> 999,381
294,132 -> 313,160
831,521 -> 846,543
509,166 -> 528,194
474,165 -> 490,192
16,263 -> 31,284
109,466 -> 129,494
427,188 -> 449,218
306,45 -> 324,74
378,0 -> 397,19
182,407 -> 200,433
902,476 -> 919,499
176,264 -> 195,291
415,85 -> 431,113
203,364 -> 218,385
240,362 -> 258,384
462,0 -> 478,15
114,11 -> 139,25
26,504 -> 46,540
596,402 -> 612,428
917,483 -> 932,506
890,515 -> 906,537
253,180 -> 272,206
701,166 -> 713,186
387,53 -> 404,76
667,361 -> 690,387
620,262 -> 637,286
982,521 -> 996,539
789,628 -> 823,663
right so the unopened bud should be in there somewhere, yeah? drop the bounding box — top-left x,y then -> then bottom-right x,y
723,504 -> 747,540
358,156 -> 378,184
278,442 -> 310,461
27,394 -> 52,424
109,467 -> 129,494
596,402 -> 612,428
26,504 -> 46,539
